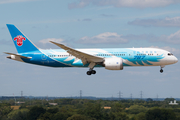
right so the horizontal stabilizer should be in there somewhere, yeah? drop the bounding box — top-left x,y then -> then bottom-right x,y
4,52 -> 32,59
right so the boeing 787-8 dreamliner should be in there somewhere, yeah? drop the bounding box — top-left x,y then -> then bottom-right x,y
5,24 -> 178,75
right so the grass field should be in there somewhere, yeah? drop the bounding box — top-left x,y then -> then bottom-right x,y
11,106 -> 20,110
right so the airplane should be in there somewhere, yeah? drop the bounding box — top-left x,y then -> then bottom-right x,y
5,24 -> 178,75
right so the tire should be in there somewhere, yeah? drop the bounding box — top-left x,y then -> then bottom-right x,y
87,71 -> 92,75
91,70 -> 96,74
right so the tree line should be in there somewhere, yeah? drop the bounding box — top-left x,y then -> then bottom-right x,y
0,98 -> 180,120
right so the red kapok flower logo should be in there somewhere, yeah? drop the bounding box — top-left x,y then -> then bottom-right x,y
14,35 -> 26,46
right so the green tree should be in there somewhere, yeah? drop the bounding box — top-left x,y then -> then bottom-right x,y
37,108 -> 59,120
135,112 -> 146,120
38,112 -> 53,120
8,109 -> 29,120
110,112 -> 129,120
27,106 -> 46,120
79,103 -> 103,119
146,108 -> 176,120
47,108 -> 59,114
10,111 -> 28,120
0,103 -> 13,119
127,105 -> 147,114
67,114 -> 91,120
164,98 -> 175,102
51,106 -> 73,120
109,103 -> 129,120
53,112 -> 72,120
111,103 -> 124,113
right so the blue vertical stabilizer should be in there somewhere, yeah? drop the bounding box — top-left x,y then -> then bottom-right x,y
6,24 -> 39,53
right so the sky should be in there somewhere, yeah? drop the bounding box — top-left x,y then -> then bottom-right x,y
1,0 -> 180,98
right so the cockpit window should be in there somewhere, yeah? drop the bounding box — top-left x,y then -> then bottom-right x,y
168,53 -> 173,56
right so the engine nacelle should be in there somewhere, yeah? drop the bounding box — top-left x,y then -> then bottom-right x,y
104,58 -> 123,70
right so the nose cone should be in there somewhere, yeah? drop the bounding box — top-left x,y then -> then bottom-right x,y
174,57 -> 178,63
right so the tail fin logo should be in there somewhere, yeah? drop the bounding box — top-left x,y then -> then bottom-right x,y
14,35 -> 26,46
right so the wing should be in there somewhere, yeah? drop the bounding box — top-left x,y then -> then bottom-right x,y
50,41 -> 104,65
4,52 -> 32,59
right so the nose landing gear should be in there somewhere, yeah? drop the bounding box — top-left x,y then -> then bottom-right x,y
160,65 -> 165,73
160,69 -> 163,73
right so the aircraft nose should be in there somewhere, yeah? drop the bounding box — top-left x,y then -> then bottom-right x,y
174,57 -> 178,63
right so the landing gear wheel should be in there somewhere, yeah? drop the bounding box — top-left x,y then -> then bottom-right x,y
91,70 -> 96,74
87,71 -> 92,75
160,69 -> 163,73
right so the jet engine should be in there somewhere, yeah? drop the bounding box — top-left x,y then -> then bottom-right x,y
103,58 -> 123,70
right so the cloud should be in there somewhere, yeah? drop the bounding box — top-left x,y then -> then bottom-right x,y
68,0 -> 91,9
78,32 -> 128,44
124,30 -> 180,45
39,38 -> 64,44
120,30 -> 180,45
149,46 -> 180,55
157,30 -> 180,44
0,0 -> 36,4
162,46 -> 180,55
128,17 -> 180,27
68,0 -> 180,9
38,38 -> 65,49
122,34 -> 156,41
166,30 -> 180,43
77,30 -> 180,45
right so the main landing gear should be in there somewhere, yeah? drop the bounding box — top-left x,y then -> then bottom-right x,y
160,65 -> 165,73
87,69 -> 96,75
87,62 -> 96,75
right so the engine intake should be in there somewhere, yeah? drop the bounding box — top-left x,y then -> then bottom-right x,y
104,58 -> 123,70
